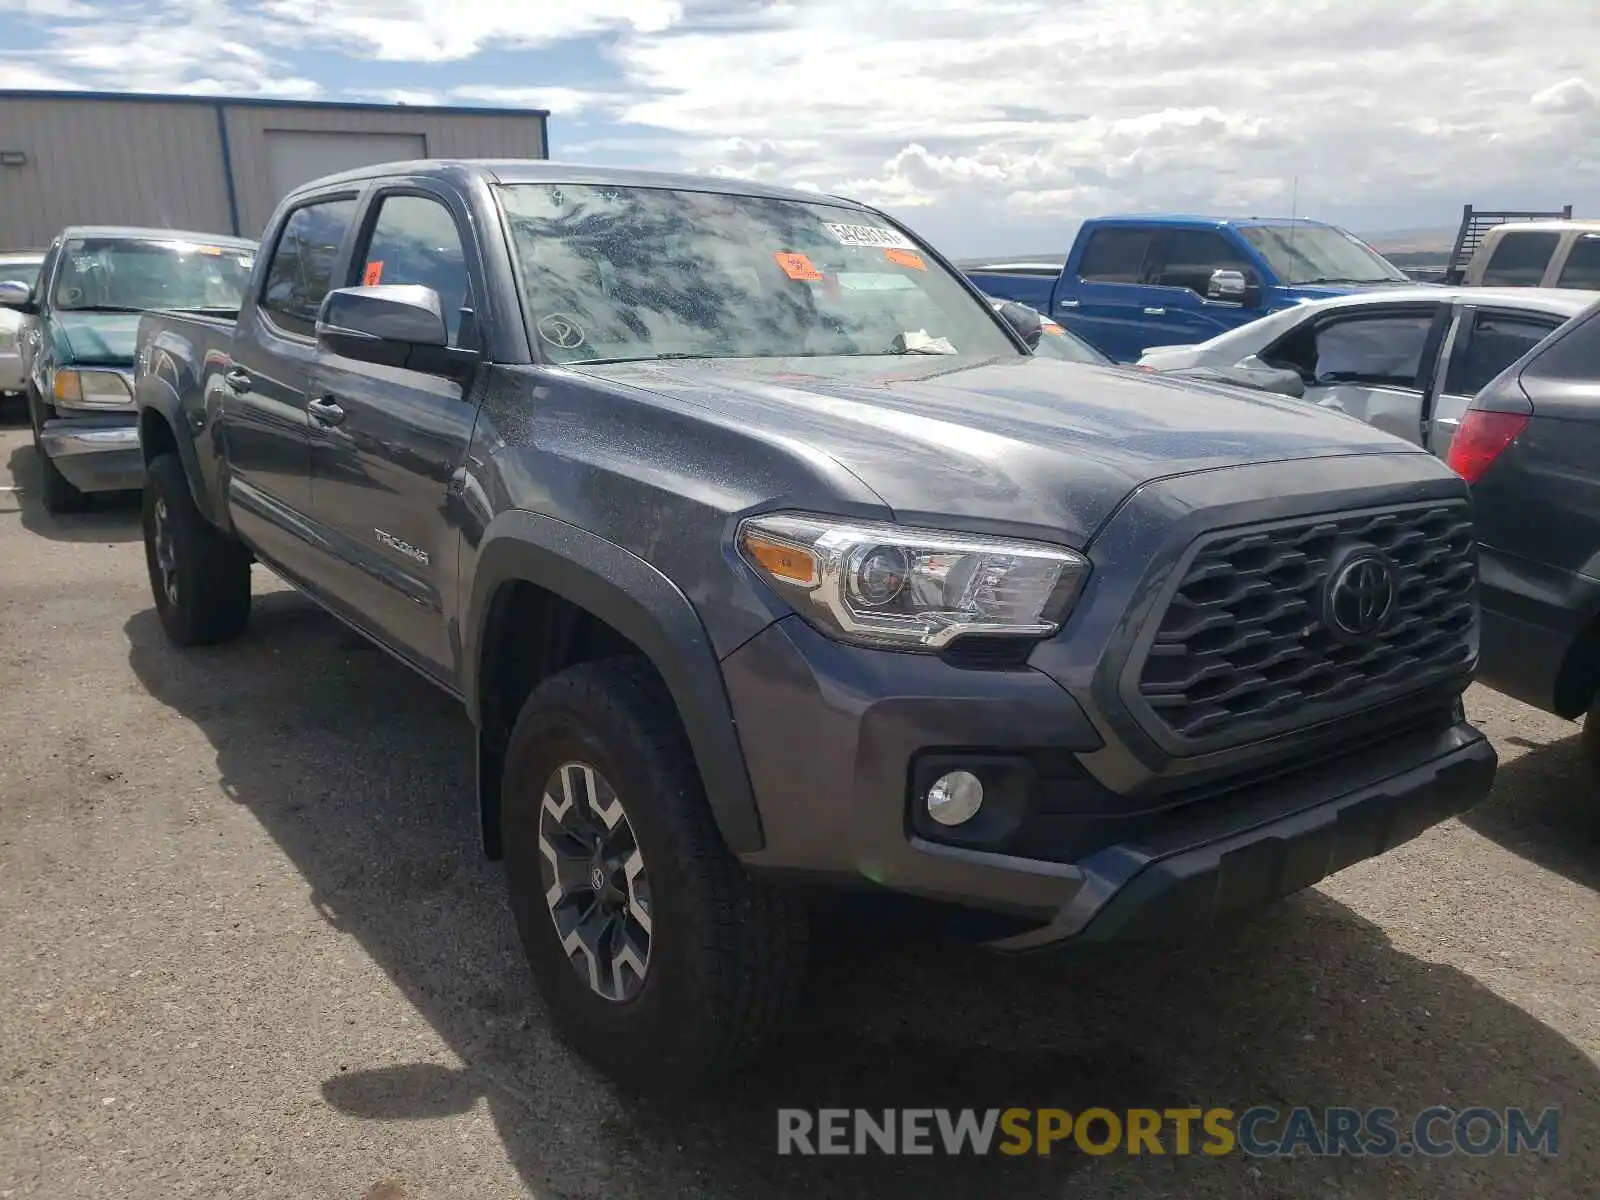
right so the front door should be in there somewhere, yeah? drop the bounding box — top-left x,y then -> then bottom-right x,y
306,187 -> 484,685
1427,306 -> 1566,459
1283,304 -> 1447,445
1136,228 -> 1266,353
224,194 -> 360,579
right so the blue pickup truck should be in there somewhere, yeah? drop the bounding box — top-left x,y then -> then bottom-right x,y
968,215 -> 1416,362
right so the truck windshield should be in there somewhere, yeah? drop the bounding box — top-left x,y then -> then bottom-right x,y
1239,225 -> 1408,285
497,184 -> 1019,364
53,237 -> 256,313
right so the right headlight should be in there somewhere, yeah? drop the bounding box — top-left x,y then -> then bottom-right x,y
737,513 -> 1091,651
54,368 -> 133,411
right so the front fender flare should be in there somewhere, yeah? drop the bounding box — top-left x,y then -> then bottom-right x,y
134,391 -> 216,526
465,510 -> 765,855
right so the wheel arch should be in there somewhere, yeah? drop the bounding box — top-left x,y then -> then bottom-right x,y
465,510 -> 765,860
135,397 -> 217,525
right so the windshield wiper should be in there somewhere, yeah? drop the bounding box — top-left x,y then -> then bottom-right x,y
1295,276 -> 1389,286
574,352 -> 715,366
58,304 -> 146,313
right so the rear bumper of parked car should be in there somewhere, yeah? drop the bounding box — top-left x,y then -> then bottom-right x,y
1475,543 -> 1600,717
0,348 -> 24,393
38,417 -> 143,492
723,615 -> 1496,951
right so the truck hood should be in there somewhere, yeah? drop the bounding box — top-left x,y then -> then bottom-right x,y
52,312 -> 141,365
577,354 -> 1417,546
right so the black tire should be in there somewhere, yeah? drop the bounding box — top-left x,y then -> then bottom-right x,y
502,657 -> 808,1090
142,453 -> 252,646
32,430 -> 87,515
1583,697 -> 1600,773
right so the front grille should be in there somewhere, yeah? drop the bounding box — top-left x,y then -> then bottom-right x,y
1134,503 -> 1476,748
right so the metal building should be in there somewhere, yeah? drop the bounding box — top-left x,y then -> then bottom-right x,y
0,90 -> 549,249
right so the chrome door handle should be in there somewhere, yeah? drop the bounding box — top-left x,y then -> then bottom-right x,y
224,368 -> 253,393
1143,306 -> 1166,316
1057,299 -> 1080,309
307,396 -> 345,426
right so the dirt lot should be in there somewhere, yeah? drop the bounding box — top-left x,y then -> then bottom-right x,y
1,422 -> 1596,1200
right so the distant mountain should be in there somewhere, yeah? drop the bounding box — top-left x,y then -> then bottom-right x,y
1358,226 -> 1458,254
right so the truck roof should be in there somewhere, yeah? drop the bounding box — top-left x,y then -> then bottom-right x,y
1088,214 -> 1340,230
286,158 -> 869,211
1297,285 -> 1600,318
57,225 -> 258,247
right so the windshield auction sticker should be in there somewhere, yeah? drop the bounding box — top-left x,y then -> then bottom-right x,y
774,251 -> 824,281
823,222 -> 918,250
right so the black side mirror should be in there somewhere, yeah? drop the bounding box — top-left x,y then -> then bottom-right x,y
317,285 -> 472,377
0,279 -> 36,312
992,298 -> 1044,349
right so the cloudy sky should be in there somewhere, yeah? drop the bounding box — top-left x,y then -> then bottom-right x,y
1,0 -> 1596,254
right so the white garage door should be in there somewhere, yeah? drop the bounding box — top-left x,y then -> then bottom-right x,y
264,130 -> 428,202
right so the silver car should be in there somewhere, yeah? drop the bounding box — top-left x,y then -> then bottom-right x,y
0,251 -> 45,398
1138,286 -> 1599,457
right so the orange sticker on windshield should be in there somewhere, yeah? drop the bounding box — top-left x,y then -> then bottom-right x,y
774,251 -> 823,281
363,260 -> 384,286
885,248 -> 926,271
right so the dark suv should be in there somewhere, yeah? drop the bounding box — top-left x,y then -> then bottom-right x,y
133,160 -> 1496,1088
1449,298 -> 1600,758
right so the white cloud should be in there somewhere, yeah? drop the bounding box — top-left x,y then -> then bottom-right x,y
449,85 -> 616,116
1532,77 -> 1598,115
258,0 -> 683,61
612,0 -> 1600,248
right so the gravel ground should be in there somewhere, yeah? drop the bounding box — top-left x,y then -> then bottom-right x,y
0,422 -> 1596,1200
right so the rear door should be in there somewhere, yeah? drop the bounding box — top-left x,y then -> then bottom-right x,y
1063,226 -> 1157,362
1426,306 -> 1567,458
305,183 -> 484,684
1137,228 -> 1266,351
224,192 -> 361,578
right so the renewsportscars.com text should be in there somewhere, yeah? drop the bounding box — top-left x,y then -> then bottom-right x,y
776,1106 -> 1560,1158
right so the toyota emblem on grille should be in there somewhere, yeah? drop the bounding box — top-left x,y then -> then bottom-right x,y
1326,551 -> 1396,638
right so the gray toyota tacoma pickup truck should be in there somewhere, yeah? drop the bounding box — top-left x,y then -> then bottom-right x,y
134,159 -> 1496,1088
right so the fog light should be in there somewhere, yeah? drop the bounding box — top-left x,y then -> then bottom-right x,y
926,770 -> 984,826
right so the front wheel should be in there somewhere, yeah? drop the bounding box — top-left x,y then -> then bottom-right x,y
142,453 -> 252,646
33,432 -> 87,515
502,658 -> 808,1090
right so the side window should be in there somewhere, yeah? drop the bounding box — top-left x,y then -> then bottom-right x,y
260,197 -> 359,337
1310,313 -> 1436,386
1479,231 -> 1561,287
1145,230 -> 1251,296
356,195 -> 474,347
1523,309 -> 1600,382
1556,235 -> 1600,289
1444,311 -> 1562,396
1077,228 -> 1152,283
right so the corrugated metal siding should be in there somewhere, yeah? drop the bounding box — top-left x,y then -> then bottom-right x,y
0,98 -> 232,248
223,106 -> 546,237
0,95 -> 547,249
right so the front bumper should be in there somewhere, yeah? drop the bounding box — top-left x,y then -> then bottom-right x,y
724,616 -> 1495,950
37,418 -> 143,492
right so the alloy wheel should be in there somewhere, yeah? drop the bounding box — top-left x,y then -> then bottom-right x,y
538,761 -> 653,1002
152,496 -> 179,607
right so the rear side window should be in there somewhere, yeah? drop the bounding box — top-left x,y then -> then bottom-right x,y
1144,229 -> 1252,295
1523,308 -> 1600,381
1311,313 -> 1436,386
1556,235 -> 1600,289
1444,311 -> 1562,395
356,195 -> 474,347
260,197 -> 359,337
1078,228 -> 1152,283
1480,231 -> 1561,287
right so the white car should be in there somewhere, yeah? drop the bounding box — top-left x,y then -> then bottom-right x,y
0,251 -> 44,399
1138,286 -> 1599,456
